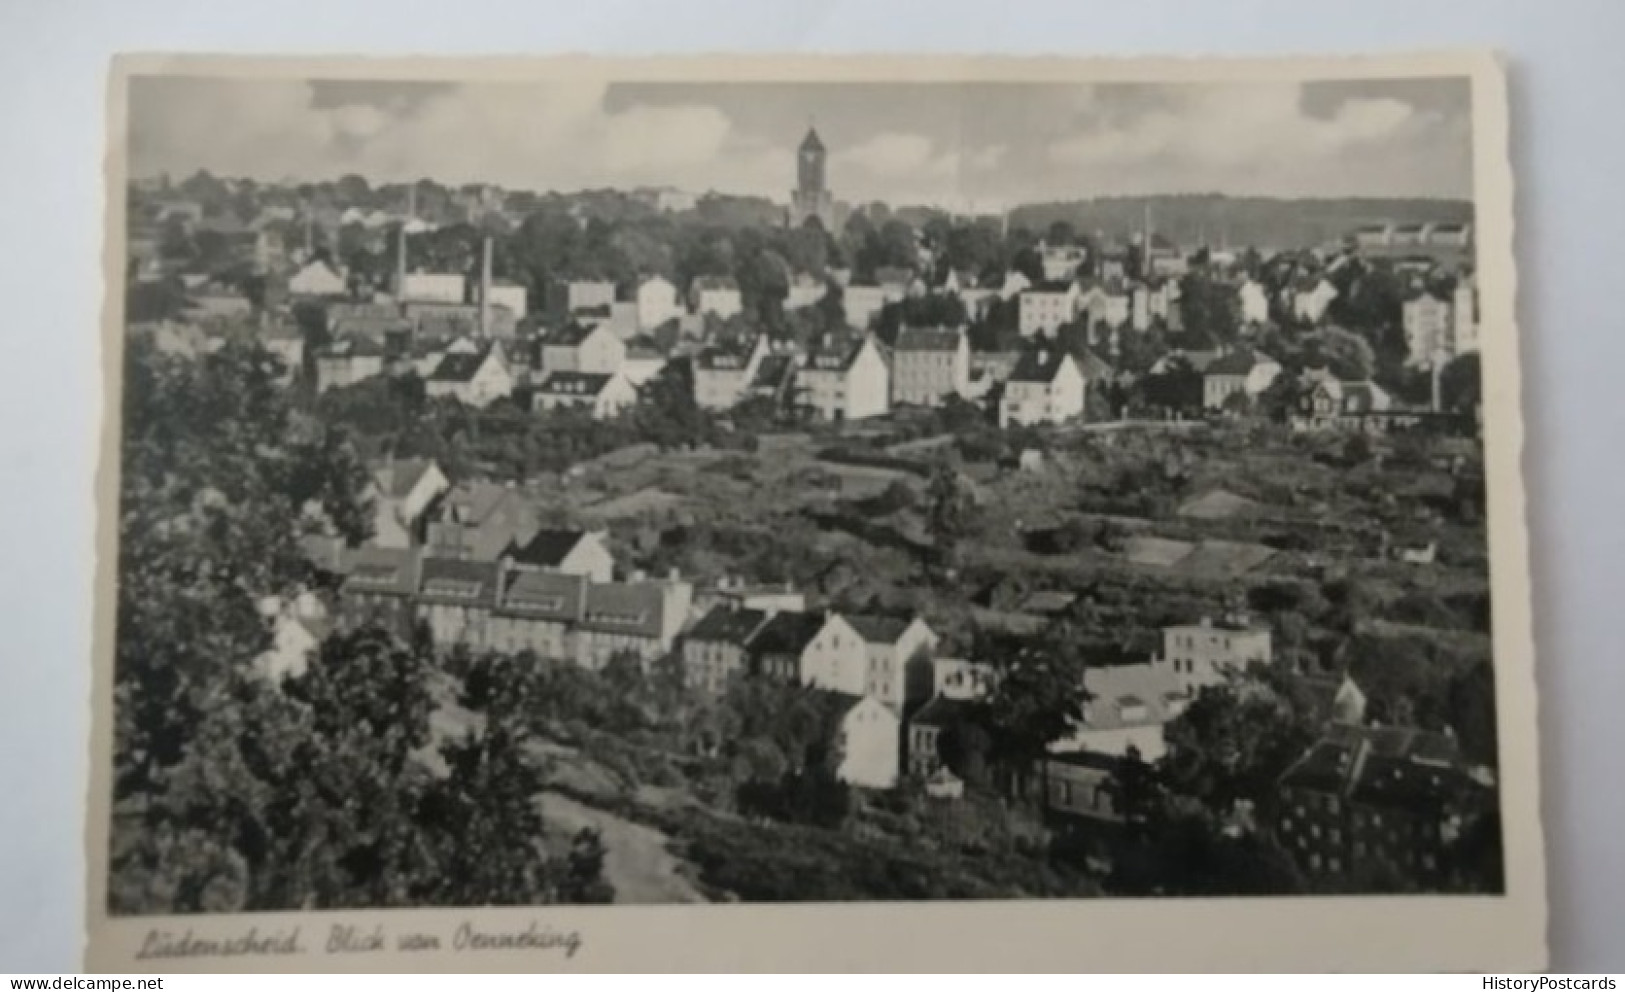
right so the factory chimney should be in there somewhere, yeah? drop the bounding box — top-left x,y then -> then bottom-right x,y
478,235 -> 493,339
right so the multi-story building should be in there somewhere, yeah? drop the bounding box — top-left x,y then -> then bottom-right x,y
531,371 -> 638,420
545,278 -> 616,324
1049,662 -> 1185,762
424,342 -> 513,408
635,275 -> 682,331
681,605 -> 776,694
1274,725 -> 1493,886
693,335 -> 771,411
364,457 -> 451,550
1154,614 -> 1273,695
788,127 -> 835,231
1018,282 -> 1081,337
690,275 -> 743,320
424,481 -> 540,563
540,321 -> 626,376
313,336 -> 386,393
1239,278 -> 1271,326
1202,348 -> 1282,410
999,348 -> 1085,428
840,284 -> 889,329
503,528 -> 614,583
795,334 -> 890,422
891,325 -> 970,408
1452,275 -> 1480,356
842,614 -> 939,712
399,271 -> 466,305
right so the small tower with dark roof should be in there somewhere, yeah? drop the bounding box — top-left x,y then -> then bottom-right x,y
790,124 -> 835,231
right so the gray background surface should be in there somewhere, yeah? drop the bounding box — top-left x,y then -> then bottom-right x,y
1,0 -> 1618,972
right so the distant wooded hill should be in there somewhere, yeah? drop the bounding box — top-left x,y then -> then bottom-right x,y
1006,194 -> 1476,250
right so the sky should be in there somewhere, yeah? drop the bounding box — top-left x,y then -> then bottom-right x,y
128,75 -> 1474,208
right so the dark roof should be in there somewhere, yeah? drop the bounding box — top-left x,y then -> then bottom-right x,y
1029,280 -> 1078,294
537,371 -> 615,397
844,613 -> 916,645
548,321 -> 600,347
417,556 -> 500,606
686,605 -> 773,647
911,694 -> 978,730
1279,739 -> 1357,795
696,338 -> 759,371
692,275 -> 739,292
497,569 -> 586,623
427,346 -> 494,383
1008,349 -> 1074,384
804,336 -> 868,373
800,127 -> 825,153
749,353 -> 797,389
507,528 -> 589,568
749,610 -> 829,657
895,326 -> 963,353
579,581 -> 667,639
1349,753 -> 1475,814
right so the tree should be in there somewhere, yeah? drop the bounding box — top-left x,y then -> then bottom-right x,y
924,466 -> 979,569
1438,353 -> 1482,413
110,337 -> 610,912
980,623 -> 1092,795
1302,326 -> 1376,381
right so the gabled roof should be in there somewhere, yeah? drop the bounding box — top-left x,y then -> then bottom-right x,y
748,610 -> 829,657
548,321 -> 603,347
371,458 -> 440,500
537,371 -> 616,397
1008,349 -> 1075,385
436,480 -> 514,526
895,326 -> 963,353
1077,348 -> 1115,381
427,346 -> 497,383
749,353 -> 798,390
695,337 -> 760,371
844,613 -> 918,646
1079,662 -> 1180,731
497,569 -> 587,623
579,581 -> 667,639
506,528 -> 590,568
340,546 -> 420,597
686,605 -> 773,647
799,127 -> 825,153
803,335 -> 870,374
417,556 -> 500,607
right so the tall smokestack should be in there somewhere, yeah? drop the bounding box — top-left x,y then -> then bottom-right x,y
1431,353 -> 1444,413
479,236 -> 493,339
1141,203 -> 1153,280
395,224 -> 407,300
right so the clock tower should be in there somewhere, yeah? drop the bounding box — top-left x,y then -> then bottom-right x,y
789,126 -> 835,230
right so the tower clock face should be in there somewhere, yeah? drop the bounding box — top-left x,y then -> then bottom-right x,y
803,150 -> 817,164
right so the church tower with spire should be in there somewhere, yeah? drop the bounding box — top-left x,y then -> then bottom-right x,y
789,125 -> 835,231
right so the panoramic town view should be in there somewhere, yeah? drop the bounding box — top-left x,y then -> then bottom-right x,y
109,75 -> 1502,912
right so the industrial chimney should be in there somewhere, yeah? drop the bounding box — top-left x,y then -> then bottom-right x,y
478,235 -> 493,339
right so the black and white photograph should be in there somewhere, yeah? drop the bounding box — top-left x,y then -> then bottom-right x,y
86,53 -> 1543,972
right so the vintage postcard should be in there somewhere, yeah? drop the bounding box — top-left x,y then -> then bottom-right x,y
87,51 -> 1544,972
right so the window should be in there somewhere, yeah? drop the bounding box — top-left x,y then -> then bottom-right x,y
1329,857 -> 1341,872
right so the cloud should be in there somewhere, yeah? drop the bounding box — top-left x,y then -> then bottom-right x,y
832,132 -> 943,177
1043,83 -> 1461,196
129,78 -> 792,196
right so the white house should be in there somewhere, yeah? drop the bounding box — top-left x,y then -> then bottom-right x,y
1292,276 -> 1339,324
365,458 -> 451,550
844,614 -> 939,712
532,370 -> 639,420
399,271 -> 466,304
503,528 -> 615,584
693,334 -> 771,410
999,348 -> 1085,428
480,281 -> 528,319
635,275 -> 682,330
891,325 -> 970,407
1202,349 -> 1283,410
827,693 -> 902,790
785,274 -> 828,310
1048,662 -> 1183,763
1019,283 -> 1081,337
690,275 -> 743,319
1153,614 -> 1273,696
1402,292 -> 1454,366
1239,278 -> 1271,325
288,259 -> 347,298
795,334 -> 890,421
541,321 -> 626,375
841,284 -> 889,329
425,342 -> 513,408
